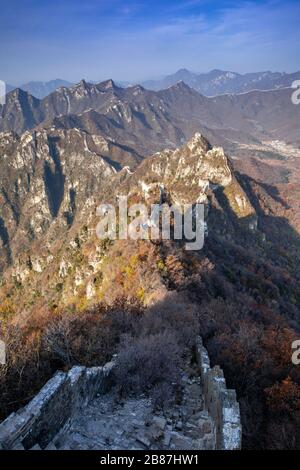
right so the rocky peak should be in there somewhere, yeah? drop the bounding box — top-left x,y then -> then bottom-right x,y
8,87 -> 27,100
4,87 -> 36,108
100,79 -> 116,90
72,80 -> 93,98
186,132 -> 212,154
77,79 -> 89,89
121,133 -> 255,219
170,80 -> 191,91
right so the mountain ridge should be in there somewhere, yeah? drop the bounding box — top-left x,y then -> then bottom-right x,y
1,79 -> 299,159
4,68 -> 300,101
142,68 -> 300,95
5,79 -> 74,99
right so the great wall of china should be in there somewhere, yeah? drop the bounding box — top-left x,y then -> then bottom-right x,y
0,337 -> 241,451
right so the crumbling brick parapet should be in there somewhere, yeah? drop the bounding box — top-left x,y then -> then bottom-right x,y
195,336 -> 242,450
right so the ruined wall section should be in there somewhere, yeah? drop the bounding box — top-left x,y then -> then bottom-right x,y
195,336 -> 242,450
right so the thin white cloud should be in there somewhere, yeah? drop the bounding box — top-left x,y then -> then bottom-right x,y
151,15 -> 207,36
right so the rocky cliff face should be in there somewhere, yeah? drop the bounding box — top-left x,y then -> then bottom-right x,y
0,128 -> 116,272
0,131 -> 256,320
124,133 -> 254,219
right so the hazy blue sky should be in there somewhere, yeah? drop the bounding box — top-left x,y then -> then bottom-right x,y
1,0 -> 300,84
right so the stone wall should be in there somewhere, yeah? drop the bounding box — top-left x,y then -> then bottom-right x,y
0,338 -> 242,451
0,361 -> 115,450
195,336 -> 242,450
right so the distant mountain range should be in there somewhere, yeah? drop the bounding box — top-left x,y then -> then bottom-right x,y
1,76 -> 300,197
5,79 -> 74,99
1,79 -> 299,152
141,69 -> 300,95
4,69 -> 300,100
